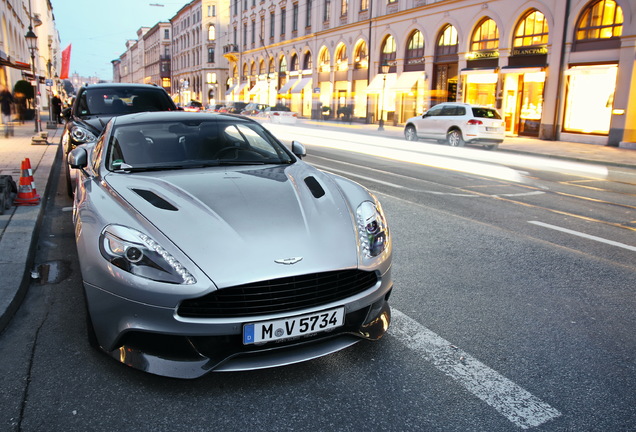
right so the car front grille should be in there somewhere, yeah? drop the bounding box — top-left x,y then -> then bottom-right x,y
177,270 -> 378,318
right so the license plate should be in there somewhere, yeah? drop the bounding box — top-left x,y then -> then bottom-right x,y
243,307 -> 345,345
486,127 -> 499,131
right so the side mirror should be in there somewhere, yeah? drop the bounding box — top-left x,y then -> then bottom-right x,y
291,140 -> 306,159
68,147 -> 88,170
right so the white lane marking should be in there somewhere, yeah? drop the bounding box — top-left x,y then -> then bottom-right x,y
312,163 -> 546,198
391,309 -> 562,429
528,221 -> 636,252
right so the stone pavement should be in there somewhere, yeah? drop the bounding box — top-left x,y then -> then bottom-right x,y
0,113 -> 60,331
0,113 -> 634,334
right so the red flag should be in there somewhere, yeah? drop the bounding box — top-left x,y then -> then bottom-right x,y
60,44 -> 71,79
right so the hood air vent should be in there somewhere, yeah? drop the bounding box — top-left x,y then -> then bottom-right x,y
132,189 -> 178,211
304,176 -> 325,198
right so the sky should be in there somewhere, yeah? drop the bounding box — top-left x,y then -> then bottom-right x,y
52,1 -> 188,81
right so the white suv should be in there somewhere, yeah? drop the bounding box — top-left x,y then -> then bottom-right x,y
404,102 -> 505,150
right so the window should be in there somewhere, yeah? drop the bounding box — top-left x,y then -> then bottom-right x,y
471,18 -> 499,51
306,0 -> 313,27
251,21 -> 255,44
341,0 -> 348,16
208,47 -> 215,63
164,29 -> 169,39
293,3 -> 299,32
303,51 -> 313,70
380,35 -> 396,69
576,0 -> 623,41
208,25 -> 216,41
436,24 -> 458,57
324,0 -> 331,22
319,48 -> 331,72
279,57 -> 287,73
354,41 -> 368,69
514,10 -> 549,47
281,8 -> 287,35
290,54 -> 299,71
335,44 -> 347,70
243,23 -> 247,49
360,0 -> 369,11
406,30 -> 424,61
270,11 -> 275,38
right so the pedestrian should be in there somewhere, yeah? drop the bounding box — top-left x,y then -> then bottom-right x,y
0,84 -> 14,137
51,93 -> 63,123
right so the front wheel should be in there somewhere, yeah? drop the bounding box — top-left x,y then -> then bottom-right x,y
447,129 -> 465,147
404,125 -> 418,141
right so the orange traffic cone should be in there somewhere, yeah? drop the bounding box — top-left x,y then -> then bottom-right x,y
14,160 -> 40,206
22,158 -> 38,196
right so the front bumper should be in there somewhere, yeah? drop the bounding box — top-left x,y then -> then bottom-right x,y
83,273 -> 392,379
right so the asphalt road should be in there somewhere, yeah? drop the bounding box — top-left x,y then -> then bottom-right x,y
0,128 -> 634,431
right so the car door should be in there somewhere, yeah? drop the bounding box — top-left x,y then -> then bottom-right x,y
415,105 -> 444,138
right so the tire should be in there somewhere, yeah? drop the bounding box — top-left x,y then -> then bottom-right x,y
404,125 -> 418,141
447,129 -> 465,147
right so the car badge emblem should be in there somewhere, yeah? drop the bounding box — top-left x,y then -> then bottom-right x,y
274,257 -> 303,265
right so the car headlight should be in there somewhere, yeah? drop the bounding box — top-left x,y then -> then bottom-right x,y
99,225 -> 196,285
356,200 -> 389,258
70,124 -> 97,144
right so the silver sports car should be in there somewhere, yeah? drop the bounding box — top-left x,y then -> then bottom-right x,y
68,111 -> 393,378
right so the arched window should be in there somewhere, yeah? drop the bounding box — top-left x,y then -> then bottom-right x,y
354,40 -> 368,69
576,0 -> 623,41
208,25 -> 216,41
250,61 -> 256,77
268,57 -> 275,73
319,47 -> 331,72
290,53 -> 299,71
471,18 -> 499,51
259,60 -> 265,75
405,30 -> 424,61
242,64 -> 248,80
380,35 -> 396,71
514,10 -> 549,47
335,44 -> 347,71
302,51 -> 313,71
436,24 -> 458,58
279,56 -> 288,73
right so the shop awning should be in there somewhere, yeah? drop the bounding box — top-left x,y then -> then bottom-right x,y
0,51 -> 32,71
248,80 -> 267,94
233,82 -> 248,95
460,68 -> 497,75
500,66 -> 544,74
225,84 -> 237,96
290,77 -> 312,94
564,64 -> 618,75
366,73 -> 397,93
392,71 -> 426,92
278,79 -> 296,94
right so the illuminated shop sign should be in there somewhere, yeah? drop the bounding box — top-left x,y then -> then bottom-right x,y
511,46 -> 548,56
406,57 -> 426,65
466,50 -> 499,60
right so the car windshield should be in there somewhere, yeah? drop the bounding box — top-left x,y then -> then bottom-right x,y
77,87 -> 174,116
106,119 -> 294,171
471,107 -> 502,119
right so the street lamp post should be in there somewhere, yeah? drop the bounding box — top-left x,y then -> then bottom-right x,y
25,25 -> 41,133
378,61 -> 390,131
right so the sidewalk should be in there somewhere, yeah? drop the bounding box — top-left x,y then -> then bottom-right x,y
0,114 -> 634,334
0,113 -> 60,331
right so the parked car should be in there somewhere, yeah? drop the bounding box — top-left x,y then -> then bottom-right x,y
205,103 -> 225,112
259,105 -> 298,124
67,111 -> 393,379
241,102 -> 268,116
60,83 -> 178,195
404,102 -> 505,150
183,100 -> 203,112
221,101 -> 249,114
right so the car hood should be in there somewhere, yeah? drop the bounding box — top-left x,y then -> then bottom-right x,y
75,115 -> 115,135
104,163 -> 360,288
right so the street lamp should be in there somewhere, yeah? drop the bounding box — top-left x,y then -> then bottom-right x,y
25,25 -> 41,133
378,61 -> 390,131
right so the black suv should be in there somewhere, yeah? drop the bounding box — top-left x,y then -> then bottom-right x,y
61,83 -> 178,194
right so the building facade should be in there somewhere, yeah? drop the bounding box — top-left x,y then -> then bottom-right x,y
226,0 -> 635,146
143,22 -> 173,93
1,0 -> 61,109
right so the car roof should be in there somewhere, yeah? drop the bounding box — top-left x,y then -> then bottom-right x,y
110,111 -> 257,126
80,82 -> 163,90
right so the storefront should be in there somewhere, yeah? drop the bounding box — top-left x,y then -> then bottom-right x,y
563,64 -> 618,135
392,71 -> 426,123
366,72 -> 396,124
461,67 -> 498,108
289,76 -> 312,117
